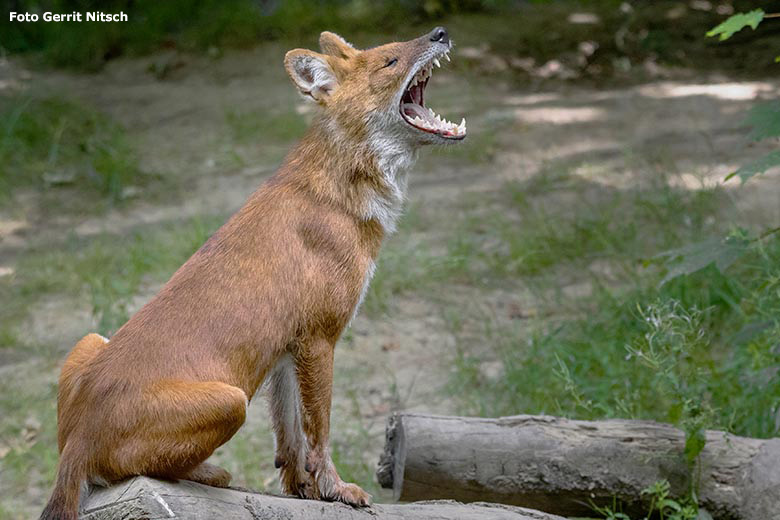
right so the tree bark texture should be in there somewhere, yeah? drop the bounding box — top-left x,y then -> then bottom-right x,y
78,475 -> 567,520
376,413 -> 780,520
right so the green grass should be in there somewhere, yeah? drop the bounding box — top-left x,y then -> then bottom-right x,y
439,166 -> 780,440
0,95 -> 154,207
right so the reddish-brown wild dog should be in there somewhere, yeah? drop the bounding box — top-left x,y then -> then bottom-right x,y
41,27 -> 466,519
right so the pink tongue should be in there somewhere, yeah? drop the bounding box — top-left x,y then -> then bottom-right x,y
402,103 -> 427,120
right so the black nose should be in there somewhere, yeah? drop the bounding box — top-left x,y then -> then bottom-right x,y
429,26 -> 449,45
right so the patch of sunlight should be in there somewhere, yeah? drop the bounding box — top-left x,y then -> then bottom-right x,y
502,93 -> 562,106
541,140 -> 621,162
513,106 -> 607,124
667,172 -> 723,191
637,82 -> 776,101
0,220 -> 28,238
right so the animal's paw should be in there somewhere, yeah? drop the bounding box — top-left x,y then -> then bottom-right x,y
278,458 -> 316,499
303,450 -> 371,506
328,481 -> 372,507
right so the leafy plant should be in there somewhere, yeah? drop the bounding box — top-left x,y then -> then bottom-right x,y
641,480 -> 698,520
706,10 -> 780,184
589,480 -> 700,520
654,229 -> 751,284
705,9 -> 766,41
724,100 -> 780,184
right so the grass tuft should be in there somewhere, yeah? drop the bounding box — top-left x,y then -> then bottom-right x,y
0,95 -> 153,206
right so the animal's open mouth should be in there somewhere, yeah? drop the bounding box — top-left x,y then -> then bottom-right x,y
400,51 -> 466,139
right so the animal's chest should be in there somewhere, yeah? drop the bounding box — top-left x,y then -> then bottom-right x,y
303,256 -> 375,338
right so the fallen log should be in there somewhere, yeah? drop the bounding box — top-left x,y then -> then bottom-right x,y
377,413 -> 780,520
78,475 -> 567,519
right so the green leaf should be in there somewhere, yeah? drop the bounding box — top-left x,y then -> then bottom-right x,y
684,427 -> 706,463
745,100 -> 780,141
655,232 -> 751,284
706,9 -> 764,41
660,499 -> 682,512
725,150 -> 780,183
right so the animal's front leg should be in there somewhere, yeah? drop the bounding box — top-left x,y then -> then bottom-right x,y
294,338 -> 372,506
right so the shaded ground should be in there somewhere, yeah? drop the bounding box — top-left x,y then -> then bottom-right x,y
0,40 -> 778,518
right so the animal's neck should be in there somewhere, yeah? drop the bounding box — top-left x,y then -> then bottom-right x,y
282,115 -> 417,234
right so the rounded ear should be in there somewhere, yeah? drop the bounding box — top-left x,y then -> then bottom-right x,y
319,31 -> 358,60
284,49 -> 339,103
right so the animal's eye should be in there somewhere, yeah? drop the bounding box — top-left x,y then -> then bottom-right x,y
384,58 -> 398,68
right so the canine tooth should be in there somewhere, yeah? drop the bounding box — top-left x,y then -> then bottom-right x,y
433,58 -> 441,68
445,52 -> 450,62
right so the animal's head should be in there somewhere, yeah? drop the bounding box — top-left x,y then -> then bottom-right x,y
284,27 -> 466,148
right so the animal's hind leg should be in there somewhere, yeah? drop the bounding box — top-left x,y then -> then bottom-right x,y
267,353 -> 312,497
111,380 -> 247,486
58,333 -> 110,452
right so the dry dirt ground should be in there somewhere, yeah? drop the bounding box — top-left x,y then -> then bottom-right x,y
0,43 -> 778,517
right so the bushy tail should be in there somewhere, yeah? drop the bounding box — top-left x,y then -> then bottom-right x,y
40,443 -> 85,520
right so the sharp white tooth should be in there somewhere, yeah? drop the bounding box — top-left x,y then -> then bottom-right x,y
445,52 -> 450,62
433,58 -> 441,68
428,108 -> 434,116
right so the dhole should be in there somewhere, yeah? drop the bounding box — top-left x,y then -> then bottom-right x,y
41,27 -> 465,519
